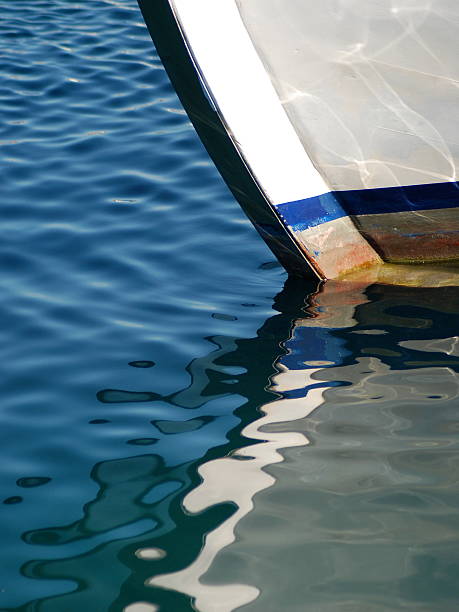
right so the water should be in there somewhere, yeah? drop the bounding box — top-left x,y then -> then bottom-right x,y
2,2 -> 459,611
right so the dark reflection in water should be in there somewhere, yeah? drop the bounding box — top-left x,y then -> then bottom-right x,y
4,277 -> 459,612
7,277 -> 311,612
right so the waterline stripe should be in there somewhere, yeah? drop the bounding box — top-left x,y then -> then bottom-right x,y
276,181 -> 459,231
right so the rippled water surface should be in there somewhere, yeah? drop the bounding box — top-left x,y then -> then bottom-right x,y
2,2 -> 459,611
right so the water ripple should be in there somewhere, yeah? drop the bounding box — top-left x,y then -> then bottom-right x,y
3,2 -> 459,612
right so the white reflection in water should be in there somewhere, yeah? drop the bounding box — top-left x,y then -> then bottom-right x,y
147,277 -> 459,611
124,603 -> 158,612
148,367 -> 325,611
400,336 -> 459,357
147,283 -> 366,610
135,547 -> 166,560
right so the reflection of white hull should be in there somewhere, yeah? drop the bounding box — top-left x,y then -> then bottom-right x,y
139,0 -> 459,279
145,282 -> 366,609
149,367 -> 325,612
145,278 -> 459,611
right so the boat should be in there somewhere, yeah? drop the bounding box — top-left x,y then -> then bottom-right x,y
137,0 -> 459,280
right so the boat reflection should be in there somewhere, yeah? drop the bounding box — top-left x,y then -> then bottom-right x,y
148,270 -> 459,611
147,279 -> 342,610
13,268 -> 459,612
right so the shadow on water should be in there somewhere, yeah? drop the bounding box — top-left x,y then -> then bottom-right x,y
7,276 -> 459,612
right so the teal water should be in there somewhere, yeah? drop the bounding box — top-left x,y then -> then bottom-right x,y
2,2 -> 459,611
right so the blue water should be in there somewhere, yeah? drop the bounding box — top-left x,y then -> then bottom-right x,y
2,2 -> 459,611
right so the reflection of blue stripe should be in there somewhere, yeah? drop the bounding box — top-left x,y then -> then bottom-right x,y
276,181 -> 459,231
281,326 -> 349,370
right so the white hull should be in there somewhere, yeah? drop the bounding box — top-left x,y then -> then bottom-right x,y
139,0 -> 459,278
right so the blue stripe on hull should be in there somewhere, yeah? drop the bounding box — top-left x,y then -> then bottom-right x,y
276,181 -> 459,231
275,192 -> 344,231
